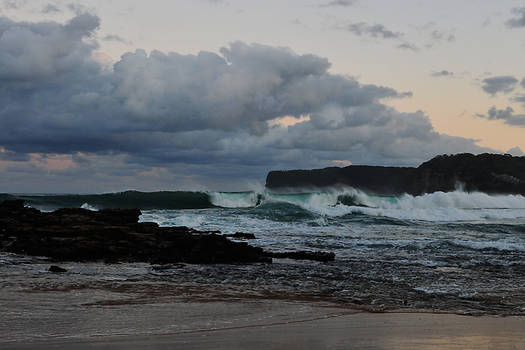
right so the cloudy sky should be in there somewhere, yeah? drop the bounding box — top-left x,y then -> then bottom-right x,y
0,0 -> 524,193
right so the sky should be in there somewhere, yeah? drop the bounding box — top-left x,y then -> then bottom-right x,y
0,0 -> 524,193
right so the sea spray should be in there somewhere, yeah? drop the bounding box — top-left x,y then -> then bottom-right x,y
208,191 -> 261,208
80,203 -> 98,211
260,188 -> 525,221
338,190 -> 525,221
11,187 -> 525,222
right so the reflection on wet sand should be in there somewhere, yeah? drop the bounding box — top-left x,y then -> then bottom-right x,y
3,305 -> 525,350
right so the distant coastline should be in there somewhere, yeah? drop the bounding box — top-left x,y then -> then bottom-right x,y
266,153 -> 525,195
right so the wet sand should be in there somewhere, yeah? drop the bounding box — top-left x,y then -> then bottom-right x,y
2,300 -> 525,350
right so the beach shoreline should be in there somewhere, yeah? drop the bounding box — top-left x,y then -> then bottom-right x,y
2,300 -> 525,350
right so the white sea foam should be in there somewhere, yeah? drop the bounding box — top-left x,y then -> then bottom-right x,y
414,286 -> 453,295
140,211 -> 206,228
146,188 -> 525,224
386,191 -> 525,210
264,188 -> 364,216
395,259 -> 444,267
452,238 -> 525,252
208,192 -> 259,208
270,188 -> 525,221
349,206 -> 525,221
198,187 -> 525,222
80,203 -> 98,211
173,214 -> 207,228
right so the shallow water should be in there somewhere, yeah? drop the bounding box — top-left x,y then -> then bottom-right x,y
143,205 -> 525,315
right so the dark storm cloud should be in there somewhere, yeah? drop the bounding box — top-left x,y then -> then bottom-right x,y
0,14 -> 492,189
431,70 -> 454,77
477,106 -> 525,127
344,22 -> 401,39
481,76 -> 519,96
108,41 -> 409,136
0,13 -> 99,78
506,7 -> 525,28
480,106 -> 514,120
510,94 -> 525,104
521,77 -> 525,88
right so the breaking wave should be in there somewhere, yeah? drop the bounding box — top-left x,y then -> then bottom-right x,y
3,188 -> 525,222
337,190 -> 525,221
208,191 -> 261,208
258,188 -> 525,221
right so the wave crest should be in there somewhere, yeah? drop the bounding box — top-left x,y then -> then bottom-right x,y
6,188 -> 525,222
260,188 -> 525,221
208,192 -> 261,208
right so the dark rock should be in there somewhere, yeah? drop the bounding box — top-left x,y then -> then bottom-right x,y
0,199 -> 26,211
0,201 -> 271,264
48,265 -> 67,273
223,232 -> 256,240
265,250 -> 335,262
266,153 -> 525,196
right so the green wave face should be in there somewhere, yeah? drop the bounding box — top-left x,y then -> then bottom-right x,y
3,189 -> 372,211
4,188 -> 525,223
7,191 -> 215,210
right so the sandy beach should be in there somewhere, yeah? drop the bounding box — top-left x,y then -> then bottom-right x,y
2,300 -> 525,350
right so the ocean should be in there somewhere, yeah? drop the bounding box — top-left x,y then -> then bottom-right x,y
1,188 -> 525,341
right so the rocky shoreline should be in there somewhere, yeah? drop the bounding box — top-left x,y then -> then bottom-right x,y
0,200 -> 334,264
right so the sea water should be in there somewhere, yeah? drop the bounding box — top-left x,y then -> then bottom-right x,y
1,188 -> 525,341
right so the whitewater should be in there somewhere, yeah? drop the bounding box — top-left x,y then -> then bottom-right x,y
1,186 -> 525,339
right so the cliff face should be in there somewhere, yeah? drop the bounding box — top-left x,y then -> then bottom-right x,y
265,153 -> 525,195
